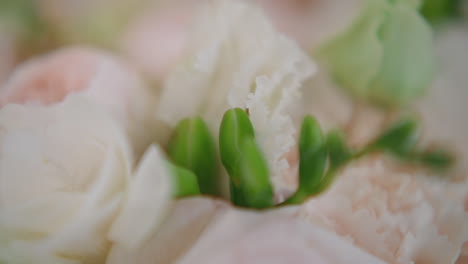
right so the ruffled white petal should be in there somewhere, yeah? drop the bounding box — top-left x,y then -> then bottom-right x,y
157,0 -> 316,194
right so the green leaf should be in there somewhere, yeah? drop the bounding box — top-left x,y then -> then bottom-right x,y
421,0 -> 461,24
165,161 -> 200,198
326,131 -> 354,169
411,148 -> 455,170
367,118 -> 419,156
236,137 -> 274,209
318,0 -> 436,107
167,117 -> 218,195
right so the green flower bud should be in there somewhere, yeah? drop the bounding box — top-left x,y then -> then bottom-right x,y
284,116 -> 327,204
298,116 -> 327,190
167,117 -> 218,195
165,161 -> 200,198
219,108 -> 255,181
319,0 -> 435,107
236,137 -> 274,209
311,131 -> 354,194
219,108 -> 274,208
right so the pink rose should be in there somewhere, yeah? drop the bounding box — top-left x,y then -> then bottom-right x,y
299,157 -> 468,264
0,46 -> 165,156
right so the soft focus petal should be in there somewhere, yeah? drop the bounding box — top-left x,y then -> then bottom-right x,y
417,23 -> 468,175
255,0 -> 364,50
108,197 -> 384,264
0,95 -> 133,263
120,0 -> 200,80
0,95 -> 129,207
120,0 -> 363,80
177,201 -> 384,264
37,0 -> 148,47
0,47 -> 163,156
299,157 -> 468,264
108,145 -> 172,251
106,197 -> 227,264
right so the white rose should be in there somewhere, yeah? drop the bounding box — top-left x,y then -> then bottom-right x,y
0,47 -> 165,157
157,0 -> 316,198
0,95 -> 172,264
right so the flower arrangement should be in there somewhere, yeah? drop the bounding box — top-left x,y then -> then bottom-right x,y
0,0 -> 467,263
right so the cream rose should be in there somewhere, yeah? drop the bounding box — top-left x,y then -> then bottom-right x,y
0,95 -> 171,264
0,47 -> 164,157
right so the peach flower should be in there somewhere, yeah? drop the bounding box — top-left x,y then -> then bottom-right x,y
299,157 -> 468,264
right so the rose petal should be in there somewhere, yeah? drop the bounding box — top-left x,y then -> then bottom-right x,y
108,145 -> 172,250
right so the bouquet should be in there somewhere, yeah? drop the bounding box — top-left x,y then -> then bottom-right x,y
0,0 -> 467,263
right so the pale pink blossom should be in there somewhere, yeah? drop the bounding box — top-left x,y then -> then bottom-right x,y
254,0 -> 363,50
119,0 -> 363,80
0,47 -> 164,156
120,0 -> 201,80
299,157 -> 468,264
107,197 -> 385,264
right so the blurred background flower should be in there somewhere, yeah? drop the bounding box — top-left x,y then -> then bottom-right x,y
0,47 -> 165,157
